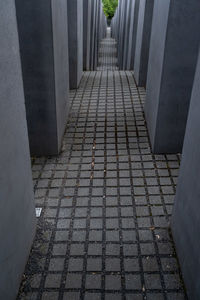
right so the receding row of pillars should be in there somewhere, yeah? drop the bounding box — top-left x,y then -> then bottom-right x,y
0,1 -> 106,299
112,1 -> 200,299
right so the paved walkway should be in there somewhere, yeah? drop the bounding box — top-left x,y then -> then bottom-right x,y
18,29 -> 187,300
97,28 -> 118,71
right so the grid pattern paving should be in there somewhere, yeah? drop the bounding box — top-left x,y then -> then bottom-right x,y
18,31 -> 187,300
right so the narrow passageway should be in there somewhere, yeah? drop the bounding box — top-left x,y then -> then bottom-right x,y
18,29 -> 187,300
97,27 -> 118,71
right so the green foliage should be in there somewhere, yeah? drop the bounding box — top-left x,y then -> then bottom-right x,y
102,0 -> 118,19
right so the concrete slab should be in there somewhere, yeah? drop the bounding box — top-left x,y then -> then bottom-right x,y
172,49 -> 200,300
16,0 -> 70,156
145,0 -> 200,153
134,0 -> 154,86
0,1 -> 36,298
83,0 -> 92,71
67,0 -> 83,89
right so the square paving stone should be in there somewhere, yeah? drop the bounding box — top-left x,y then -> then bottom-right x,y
137,217 -> 151,228
78,188 -> 90,196
161,257 -> 178,272
68,258 -> 83,271
122,218 -> 135,229
30,274 -> 42,288
55,231 -> 69,242
105,275 -> 121,290
48,258 -> 64,271
91,198 -> 103,206
138,230 -> 153,241
63,292 -> 80,300
106,207 -> 118,217
122,230 -> 136,242
144,274 -> 162,289
106,218 -> 119,229
61,198 -> 73,207
126,295 -> 143,300
105,197 -> 118,206
23,292 -> 38,300
42,292 -> 59,300
121,207 -> 134,217
120,196 -> 132,206
72,230 -> 86,242
125,274 -> 142,290
105,294 -> 122,300
146,294 -> 164,300
52,244 -> 67,256
90,218 -> 103,229
106,244 -> 120,256
142,257 -> 159,272
57,219 -> 70,229
91,208 -> 103,217
164,274 -> 182,289
70,244 -> 85,256
124,258 -> 140,272
123,244 -> 138,256
140,243 -> 155,255
85,274 -> 102,289
88,244 -> 102,256
84,293 -> 101,300
74,219 -> 87,229
45,274 -> 61,288
166,293 -> 185,300
58,208 -> 72,218
75,208 -> 88,217
76,198 -> 89,207
65,273 -> 82,289
87,258 -> 102,271
89,230 -> 103,241
106,258 -> 121,272
106,230 -> 120,242
92,188 -> 104,196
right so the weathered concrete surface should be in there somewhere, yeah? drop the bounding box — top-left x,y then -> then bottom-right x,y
122,0 -> 131,70
111,0 -> 139,70
90,0 -> 97,70
67,0 -> 83,88
83,0 -> 92,71
145,0 -> 200,153
129,0 -> 140,70
94,0 -> 100,70
16,0 -> 70,156
118,0 -> 127,69
0,1 -> 36,299
172,50 -> 200,300
134,0 -> 154,86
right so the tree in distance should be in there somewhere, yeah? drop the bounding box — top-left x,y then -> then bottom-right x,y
102,0 -> 118,19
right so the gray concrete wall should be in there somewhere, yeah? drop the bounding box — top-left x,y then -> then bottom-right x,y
129,0 -> 140,70
94,0 -> 100,70
134,0 -> 154,86
123,0 -> 131,70
126,0 -> 135,70
52,0 -> 70,149
0,1 -> 36,299
118,0 -> 127,69
83,0 -> 91,71
16,0 -> 70,156
145,0 -> 170,152
67,0 -> 83,88
171,49 -> 200,300
90,0 -> 97,70
145,0 -> 200,153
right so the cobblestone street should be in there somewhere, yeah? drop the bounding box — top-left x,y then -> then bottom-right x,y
18,30 -> 187,300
